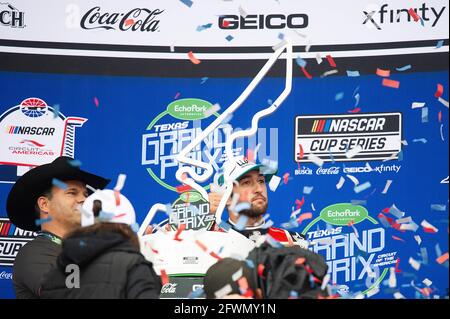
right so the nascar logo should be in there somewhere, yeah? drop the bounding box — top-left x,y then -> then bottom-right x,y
295,113 -> 402,162
0,218 -> 36,267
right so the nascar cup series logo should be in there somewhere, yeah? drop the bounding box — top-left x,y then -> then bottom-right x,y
0,98 -> 87,167
295,112 -> 402,163
0,218 -> 35,266
301,203 -> 397,298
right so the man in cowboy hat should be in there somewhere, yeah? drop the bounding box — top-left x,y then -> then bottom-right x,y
6,156 -> 109,298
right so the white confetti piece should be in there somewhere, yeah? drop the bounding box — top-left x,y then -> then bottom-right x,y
438,97 -> 449,108
396,217 -> 412,224
389,204 -> 405,219
394,292 -> 406,299
423,278 -> 432,286
409,257 -> 421,271
215,284 -> 233,298
305,41 -> 312,52
303,186 -> 314,194
114,174 -> 127,191
401,140 -> 408,146
231,268 -> 243,281
440,124 -> 445,141
320,69 -> 338,78
431,204 -> 446,211
366,286 -> 380,298
238,5 -> 247,17
388,267 -> 397,288
268,175 -> 281,192
414,235 -> 422,245
311,203 -> 316,211
354,181 -> 371,193
400,222 -> 419,232
307,153 -> 323,167
203,103 -> 221,118
411,102 -> 426,109
315,53 -> 323,64
336,176 -> 345,189
346,174 -> 360,186
421,220 -> 438,232
321,274 -> 330,290
272,39 -> 287,51
345,145 -> 362,158
381,180 -> 393,194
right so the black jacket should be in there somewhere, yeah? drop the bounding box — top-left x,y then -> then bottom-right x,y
40,231 -> 161,299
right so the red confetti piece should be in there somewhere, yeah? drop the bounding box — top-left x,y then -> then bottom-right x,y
382,207 -> 390,213
283,172 -> 290,184
188,51 -> 201,64
395,258 -> 402,273
295,196 -> 305,210
176,184 -> 192,193
297,212 -> 312,224
392,235 -> 405,242
408,8 -> 420,22
423,227 -> 437,233
347,220 -> 355,226
246,149 -> 254,162
209,251 -> 222,260
376,68 -> 391,77
436,252 -> 449,264
124,19 -> 134,26
435,83 -> 444,98
195,239 -> 208,252
348,108 -> 361,113
222,20 -> 230,28
114,190 -> 120,206
160,269 -> 169,285
238,277 -> 249,290
326,55 -> 336,68
257,264 -> 266,279
438,111 -> 442,122
301,67 -> 312,79
174,224 -> 186,241
93,97 -> 99,107
420,287 -> 432,297
382,78 -> 400,89
174,92 -> 181,99
297,144 -> 304,160
114,213 -> 127,219
295,257 -> 306,265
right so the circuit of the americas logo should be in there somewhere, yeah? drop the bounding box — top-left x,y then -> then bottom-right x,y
295,112 -> 402,163
0,218 -> 36,266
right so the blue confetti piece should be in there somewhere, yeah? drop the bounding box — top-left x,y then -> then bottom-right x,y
396,64 -> 412,72
99,211 -> 115,220
431,204 -> 446,211
421,107 -> 428,123
354,181 -> 371,193
389,204 -> 405,219
52,104 -> 60,119
245,259 -> 255,268
35,216 -> 52,226
179,0 -> 193,8
266,234 -> 283,248
235,214 -> 249,231
188,288 -> 204,299
397,150 -> 403,161
435,243 -> 442,258
436,40 -> 444,49
261,219 -> 274,229
278,33 -> 285,40
234,202 -> 251,214
289,290 -> 298,298
267,99 -> 273,105
68,159 -> 82,167
412,138 -> 427,143
196,23 -> 212,32
281,219 -> 299,229
225,35 -> 234,42
335,92 -> 344,101
351,200 -> 367,206
295,56 -> 307,68
346,70 -> 360,77
420,247 -> 428,265
303,186 -> 314,194
200,76 -> 209,84
52,178 -> 67,190
131,222 -> 140,233
218,220 -> 232,232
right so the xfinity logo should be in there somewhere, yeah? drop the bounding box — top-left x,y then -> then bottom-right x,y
80,6 -> 164,32
363,3 -> 446,29
0,3 -> 25,28
219,13 -> 308,30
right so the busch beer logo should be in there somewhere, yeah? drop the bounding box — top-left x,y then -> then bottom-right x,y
295,113 -> 402,163
81,6 -> 164,32
0,3 -> 24,28
0,218 -> 36,266
161,283 -> 177,294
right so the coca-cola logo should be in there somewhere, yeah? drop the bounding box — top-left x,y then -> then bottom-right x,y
161,283 -> 177,294
0,271 -> 13,280
80,6 -> 164,32
316,166 -> 340,175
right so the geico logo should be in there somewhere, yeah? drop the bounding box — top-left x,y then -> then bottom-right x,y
307,227 -> 343,239
153,121 -> 189,132
343,166 -> 373,173
0,241 -> 23,256
219,14 -> 308,29
329,118 -> 386,133
327,209 -> 360,217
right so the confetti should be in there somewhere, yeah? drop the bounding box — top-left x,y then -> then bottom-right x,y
346,70 -> 360,77
435,40 -> 444,49
348,108 -> 361,113
396,65 -> 412,72
225,35 -> 234,42
436,252 -> 449,264
203,103 -> 220,118
173,223 -> 186,241
354,181 -> 371,193
382,78 -> 400,89
282,172 -> 290,184
396,217 -> 412,224
179,0 -> 193,8
411,102 -> 425,109
307,153 -> 324,167
235,214 -> 249,231
301,67 -> 313,79
272,39 -> 287,51
234,202 -> 251,214
423,279 -> 433,287
215,284 -> 233,298
315,53 -> 323,64
335,92 -> 344,101
114,174 -> 127,192
440,124 -> 445,142
160,269 -> 169,285
320,69 -> 338,78
388,267 -> 397,288
435,84 -> 444,98
326,55 -> 336,67
295,56 -> 307,68
394,258 -> 402,273
297,212 -> 312,224
174,92 -> 181,99
187,51 -> 201,64
303,186 -> 314,194
431,204 -> 446,211
392,236 -> 405,242
381,180 -> 393,194
52,178 -> 68,190
93,97 -> 99,107
238,5 -> 247,17
420,247 -> 429,265
295,197 -> 305,210
351,200 -> 366,206
345,145 -> 362,158
354,93 -> 360,107
196,23 -> 212,32
336,176 -> 345,189
438,97 -> 449,108
412,138 -> 427,143
176,184 -> 192,193
389,204 -> 405,219
188,288 -> 205,299
409,257 -> 421,271
200,76 -> 209,84
268,175 -> 281,192
35,216 -> 52,226
421,220 -> 438,233
421,107 -> 428,123
414,235 -> 422,245
68,159 -> 82,167
376,68 -> 390,77
407,8 -> 420,21
52,104 -> 60,119
438,111 -> 442,122
400,222 -> 419,232
394,292 -> 406,299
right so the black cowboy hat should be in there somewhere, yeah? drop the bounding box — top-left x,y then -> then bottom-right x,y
6,156 -> 110,231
